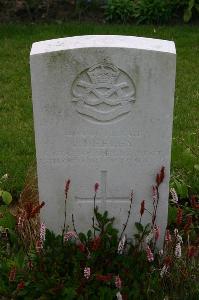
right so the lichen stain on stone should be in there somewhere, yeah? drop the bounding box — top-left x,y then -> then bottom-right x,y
46,51 -> 66,68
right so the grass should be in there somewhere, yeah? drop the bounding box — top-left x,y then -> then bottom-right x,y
0,22 -> 198,196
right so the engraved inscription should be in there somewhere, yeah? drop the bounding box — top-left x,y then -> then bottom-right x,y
72,62 -> 136,122
39,150 -> 162,166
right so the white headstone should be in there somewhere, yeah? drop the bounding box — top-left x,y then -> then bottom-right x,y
30,35 -> 176,238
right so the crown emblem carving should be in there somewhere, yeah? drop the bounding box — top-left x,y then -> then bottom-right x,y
88,64 -> 120,84
71,62 -> 136,122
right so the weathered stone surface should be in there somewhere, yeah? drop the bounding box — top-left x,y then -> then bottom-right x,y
30,35 -> 176,237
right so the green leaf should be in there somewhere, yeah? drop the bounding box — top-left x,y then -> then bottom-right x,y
184,9 -> 192,22
183,0 -> 195,22
78,232 -> 87,243
135,222 -> 144,233
194,164 -> 199,171
93,226 -> 100,231
103,210 -> 108,219
0,190 -> 12,205
183,148 -> 195,159
8,229 -> 19,245
173,178 -> 188,199
87,229 -> 92,239
188,0 -> 195,10
106,223 -> 118,237
62,287 -> 77,299
14,249 -> 25,268
0,205 -> 16,229
168,205 -> 177,225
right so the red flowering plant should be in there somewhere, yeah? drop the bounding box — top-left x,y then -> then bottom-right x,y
168,181 -> 199,251
0,167 -> 198,299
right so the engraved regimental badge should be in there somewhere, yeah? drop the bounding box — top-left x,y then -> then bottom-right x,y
72,62 -> 136,122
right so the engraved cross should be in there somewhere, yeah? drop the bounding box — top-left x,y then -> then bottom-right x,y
75,170 -> 129,211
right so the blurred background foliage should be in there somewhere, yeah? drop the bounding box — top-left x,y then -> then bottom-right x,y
0,0 -> 198,24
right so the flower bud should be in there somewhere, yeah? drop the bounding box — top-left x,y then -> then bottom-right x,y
65,179 -> 71,195
17,281 -> 25,289
94,182 -> 99,193
140,200 -> 145,217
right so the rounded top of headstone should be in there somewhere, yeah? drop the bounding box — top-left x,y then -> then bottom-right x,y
30,35 -> 176,56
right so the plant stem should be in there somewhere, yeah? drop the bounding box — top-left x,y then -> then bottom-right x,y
93,192 -> 97,237
72,214 -> 78,236
119,190 -> 133,241
152,186 -> 159,228
63,192 -> 68,236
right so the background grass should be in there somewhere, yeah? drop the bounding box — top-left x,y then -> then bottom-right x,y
0,23 -> 198,196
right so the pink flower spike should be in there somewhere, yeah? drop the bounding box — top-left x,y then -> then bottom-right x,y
94,182 -> 99,193
146,245 -> 154,262
36,240 -> 42,253
17,216 -> 24,227
115,275 -> 122,289
117,235 -> 126,254
27,260 -> 33,269
9,267 -> 16,282
17,211 -> 26,228
65,179 -> 71,194
84,267 -> 91,279
175,243 -> 181,258
165,229 -> 172,242
64,230 -> 78,242
116,292 -> 123,300
174,228 -> 178,236
170,187 -> 178,204
40,222 -> 46,245
160,265 -> 168,278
